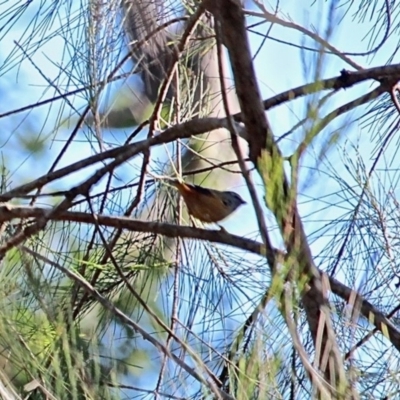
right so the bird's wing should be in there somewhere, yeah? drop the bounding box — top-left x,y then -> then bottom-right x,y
170,180 -> 215,197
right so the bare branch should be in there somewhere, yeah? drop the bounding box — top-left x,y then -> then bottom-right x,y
19,246 -> 235,400
0,118 -> 244,202
2,204 -> 399,356
206,0 -> 348,391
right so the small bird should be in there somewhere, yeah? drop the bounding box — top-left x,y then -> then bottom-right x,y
170,180 -> 246,223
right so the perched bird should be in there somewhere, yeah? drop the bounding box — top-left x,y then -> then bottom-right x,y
170,180 -> 246,223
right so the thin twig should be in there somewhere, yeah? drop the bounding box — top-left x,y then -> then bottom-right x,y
248,4 -> 363,70
208,0 -> 347,388
0,203 -> 398,354
0,117 -> 241,202
19,245 -> 235,400
0,17 -> 189,121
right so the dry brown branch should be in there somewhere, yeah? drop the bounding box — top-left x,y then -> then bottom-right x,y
235,65 -> 400,120
206,0 -> 347,392
0,117 -> 245,202
3,0 -> 400,398
0,204 -> 275,260
2,59 -> 400,126
2,204 -> 399,355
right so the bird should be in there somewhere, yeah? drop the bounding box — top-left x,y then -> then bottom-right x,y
170,180 -> 246,223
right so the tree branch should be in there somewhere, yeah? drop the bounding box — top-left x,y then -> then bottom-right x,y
206,0 -> 348,391
0,118 -> 245,202
19,245 -> 235,400
1,204 -> 399,354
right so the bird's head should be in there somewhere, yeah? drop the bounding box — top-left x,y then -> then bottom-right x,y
221,191 -> 246,212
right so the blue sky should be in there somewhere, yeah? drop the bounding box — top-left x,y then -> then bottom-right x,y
0,0 -> 383,215
0,0 -> 399,396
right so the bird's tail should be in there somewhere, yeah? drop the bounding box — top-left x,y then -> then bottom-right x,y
169,179 -> 190,192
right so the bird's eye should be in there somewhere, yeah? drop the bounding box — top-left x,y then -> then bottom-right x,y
222,198 -> 231,207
